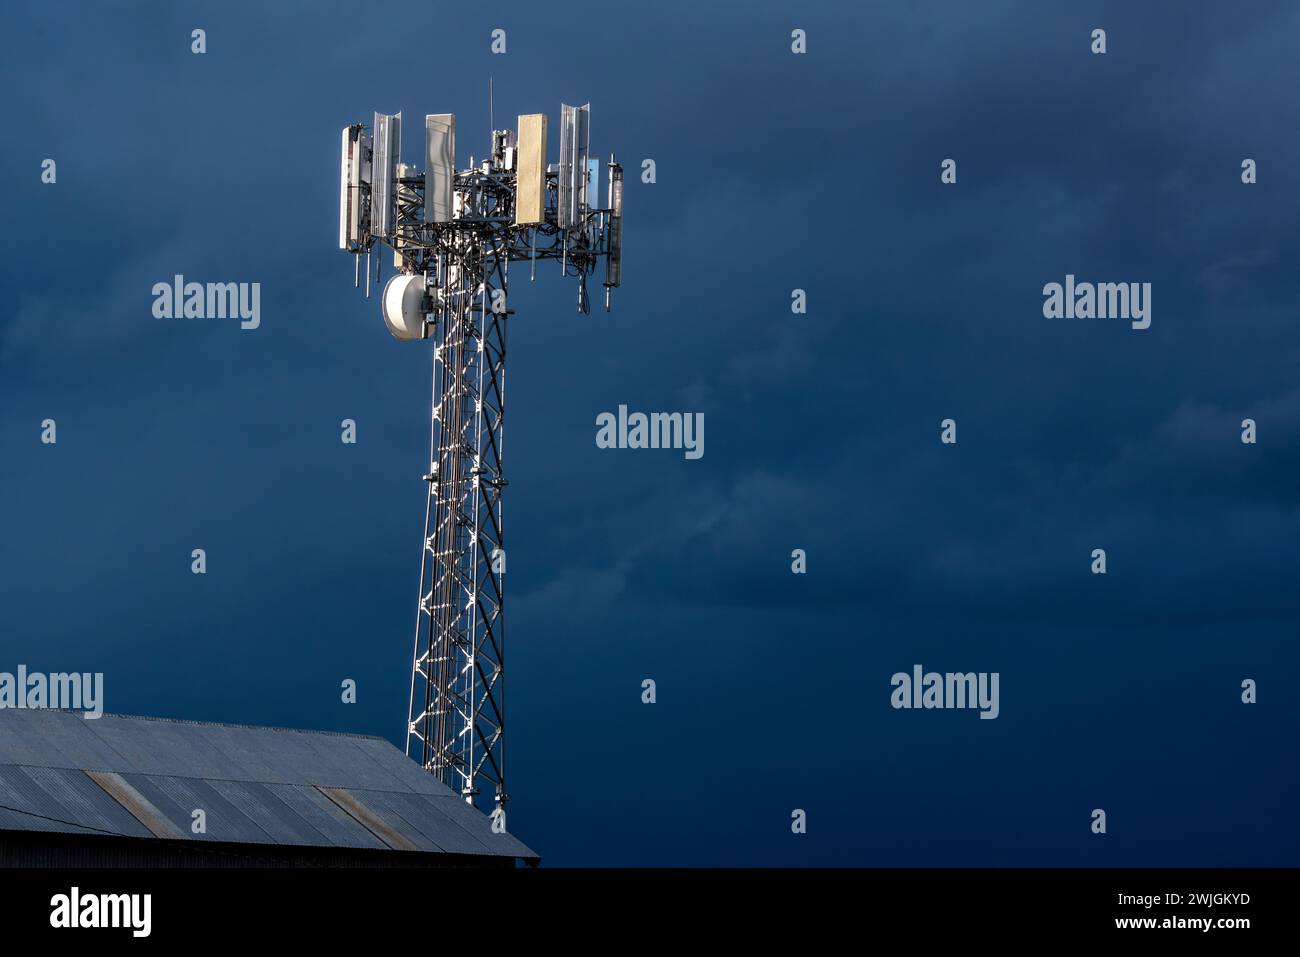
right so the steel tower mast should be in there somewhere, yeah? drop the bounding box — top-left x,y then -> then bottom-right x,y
338,104 -> 623,822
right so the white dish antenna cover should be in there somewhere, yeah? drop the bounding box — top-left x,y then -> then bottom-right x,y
381,274 -> 428,340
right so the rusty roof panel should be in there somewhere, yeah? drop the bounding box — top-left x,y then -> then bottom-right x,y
84,770 -> 184,839
315,786 -> 424,852
261,782 -> 388,850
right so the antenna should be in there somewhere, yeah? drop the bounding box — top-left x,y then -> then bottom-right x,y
556,103 -> 590,230
336,101 -> 624,817
371,112 -> 401,240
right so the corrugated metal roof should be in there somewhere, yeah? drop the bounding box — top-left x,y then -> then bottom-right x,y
0,766 -> 103,835
261,782 -> 389,850
317,787 -> 425,852
20,765 -> 153,839
0,710 -> 536,862
366,789 -> 495,856
84,771 -> 184,839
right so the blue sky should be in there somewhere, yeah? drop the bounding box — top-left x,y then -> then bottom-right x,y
1,0 -> 1297,865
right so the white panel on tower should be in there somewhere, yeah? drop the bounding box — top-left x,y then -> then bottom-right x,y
425,113 -> 456,224
557,103 -> 590,229
339,127 -> 351,250
372,112 -> 401,240
586,157 -> 600,211
515,113 -> 547,225
577,104 -> 590,212
338,126 -> 371,250
606,161 -> 623,288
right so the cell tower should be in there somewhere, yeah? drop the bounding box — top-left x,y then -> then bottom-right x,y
338,102 -> 623,819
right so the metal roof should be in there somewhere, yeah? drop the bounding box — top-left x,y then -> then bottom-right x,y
0,710 -> 536,863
